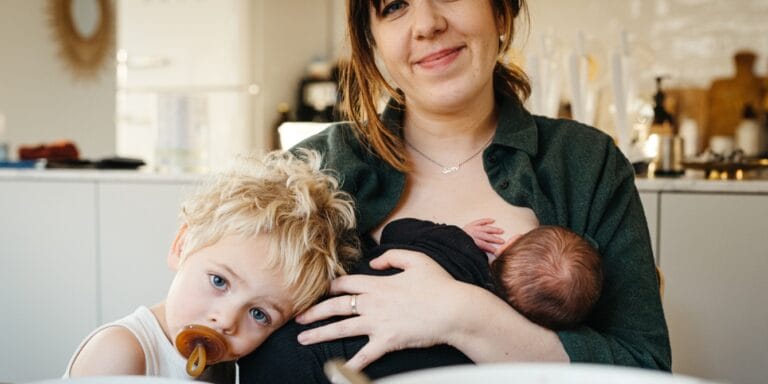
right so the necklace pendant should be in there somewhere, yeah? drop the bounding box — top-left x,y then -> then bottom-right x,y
441,166 -> 460,175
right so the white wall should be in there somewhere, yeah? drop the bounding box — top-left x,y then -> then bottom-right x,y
523,0 -> 768,88
0,0 -> 116,159
256,0 -> 332,152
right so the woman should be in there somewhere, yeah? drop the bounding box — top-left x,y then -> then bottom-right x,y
240,0 -> 671,381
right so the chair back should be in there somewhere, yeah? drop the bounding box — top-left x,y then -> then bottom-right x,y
277,122 -> 332,149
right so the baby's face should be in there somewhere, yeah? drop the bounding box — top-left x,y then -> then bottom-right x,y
165,233 -> 294,361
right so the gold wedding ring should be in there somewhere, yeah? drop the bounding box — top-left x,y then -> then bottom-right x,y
350,294 -> 358,315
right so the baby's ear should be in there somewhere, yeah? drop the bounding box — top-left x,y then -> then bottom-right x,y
168,224 -> 188,271
493,234 -> 523,258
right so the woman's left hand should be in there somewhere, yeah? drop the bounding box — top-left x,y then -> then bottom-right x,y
295,249 -> 470,371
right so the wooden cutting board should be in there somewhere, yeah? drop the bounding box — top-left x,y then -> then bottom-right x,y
707,51 -> 765,139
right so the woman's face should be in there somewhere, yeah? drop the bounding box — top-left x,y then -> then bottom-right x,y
369,0 -> 501,113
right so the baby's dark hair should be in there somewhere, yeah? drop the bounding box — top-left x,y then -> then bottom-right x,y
490,226 -> 602,330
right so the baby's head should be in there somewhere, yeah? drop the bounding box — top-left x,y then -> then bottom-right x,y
490,226 -> 602,330
165,149 -> 359,361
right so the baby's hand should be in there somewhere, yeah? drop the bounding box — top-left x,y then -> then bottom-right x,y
462,218 -> 505,254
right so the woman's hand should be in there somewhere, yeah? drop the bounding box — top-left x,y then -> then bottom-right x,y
295,249 -> 469,371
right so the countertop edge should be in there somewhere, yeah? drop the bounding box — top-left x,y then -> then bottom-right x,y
0,169 -> 202,184
3,169 -> 768,193
635,177 -> 768,193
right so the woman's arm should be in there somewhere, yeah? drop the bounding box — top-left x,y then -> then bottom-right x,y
295,250 -> 568,371
445,281 -> 569,364
547,129 -> 671,370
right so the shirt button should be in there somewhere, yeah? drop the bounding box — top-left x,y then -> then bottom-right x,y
499,180 -> 510,189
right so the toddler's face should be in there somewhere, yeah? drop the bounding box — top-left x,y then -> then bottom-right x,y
165,233 -> 293,361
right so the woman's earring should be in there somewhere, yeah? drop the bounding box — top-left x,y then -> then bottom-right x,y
499,34 -> 506,42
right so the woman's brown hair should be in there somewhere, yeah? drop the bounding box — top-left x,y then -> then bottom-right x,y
341,0 -> 531,171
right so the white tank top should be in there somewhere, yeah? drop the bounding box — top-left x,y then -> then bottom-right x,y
63,306 -> 192,378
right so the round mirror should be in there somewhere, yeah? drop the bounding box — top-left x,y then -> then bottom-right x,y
48,0 -> 115,79
70,0 -> 100,39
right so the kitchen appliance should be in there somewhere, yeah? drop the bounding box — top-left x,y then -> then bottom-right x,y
295,60 -> 341,122
655,135 -> 685,176
650,77 -> 684,177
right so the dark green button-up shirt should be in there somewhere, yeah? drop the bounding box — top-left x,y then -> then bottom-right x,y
294,94 -> 671,370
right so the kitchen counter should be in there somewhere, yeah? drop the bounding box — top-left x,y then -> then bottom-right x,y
3,168 -> 768,193
0,168 -> 201,184
636,176 -> 768,193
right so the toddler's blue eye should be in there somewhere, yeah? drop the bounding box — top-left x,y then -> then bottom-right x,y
209,274 -> 227,289
250,308 -> 271,325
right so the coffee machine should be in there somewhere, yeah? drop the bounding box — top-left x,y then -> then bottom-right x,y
295,59 -> 342,122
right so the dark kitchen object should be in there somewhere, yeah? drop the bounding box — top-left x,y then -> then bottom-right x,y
95,156 -> 146,170
44,157 -> 145,170
45,159 -> 94,169
632,160 -> 650,176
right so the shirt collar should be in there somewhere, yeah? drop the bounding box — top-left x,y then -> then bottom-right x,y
493,92 -> 539,157
380,92 -> 539,157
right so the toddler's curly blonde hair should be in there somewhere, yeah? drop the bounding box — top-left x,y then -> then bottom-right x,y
179,149 -> 359,314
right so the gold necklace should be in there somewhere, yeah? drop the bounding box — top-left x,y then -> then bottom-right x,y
405,133 -> 494,175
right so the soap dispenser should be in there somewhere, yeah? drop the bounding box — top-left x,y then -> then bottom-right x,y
650,76 -> 675,135
650,77 -> 684,176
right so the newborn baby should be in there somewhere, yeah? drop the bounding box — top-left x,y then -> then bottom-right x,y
373,218 -> 602,330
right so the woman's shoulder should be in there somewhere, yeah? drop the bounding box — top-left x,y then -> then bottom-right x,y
533,115 -> 615,151
531,115 -> 627,168
520,116 -> 634,194
291,121 -> 402,200
291,122 -> 374,176
292,121 -> 358,153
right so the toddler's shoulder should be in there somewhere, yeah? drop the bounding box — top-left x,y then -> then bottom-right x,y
69,325 -> 146,376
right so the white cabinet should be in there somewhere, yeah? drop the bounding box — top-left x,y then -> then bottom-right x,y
97,181 -> 197,323
0,175 -> 198,382
658,193 -> 768,384
0,180 -> 99,382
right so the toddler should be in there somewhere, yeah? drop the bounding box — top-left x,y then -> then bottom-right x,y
64,150 -> 359,381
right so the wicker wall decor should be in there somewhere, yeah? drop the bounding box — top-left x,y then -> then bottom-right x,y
47,0 -> 115,79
